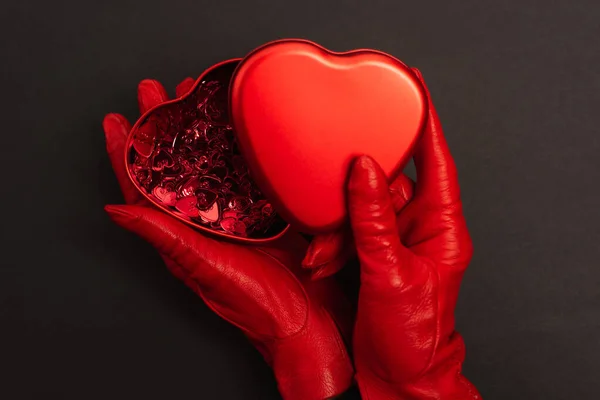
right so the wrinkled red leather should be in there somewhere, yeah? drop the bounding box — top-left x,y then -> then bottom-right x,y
103,78 -> 353,400
346,70 -> 482,399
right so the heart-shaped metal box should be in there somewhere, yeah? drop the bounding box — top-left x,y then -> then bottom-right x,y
126,39 -> 426,242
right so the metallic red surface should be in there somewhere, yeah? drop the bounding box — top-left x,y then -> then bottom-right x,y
125,59 -> 289,243
230,39 -> 427,234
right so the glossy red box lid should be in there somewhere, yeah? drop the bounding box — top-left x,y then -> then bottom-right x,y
230,39 -> 427,234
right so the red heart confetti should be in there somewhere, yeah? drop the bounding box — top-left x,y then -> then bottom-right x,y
127,66 -> 285,239
152,186 -> 177,206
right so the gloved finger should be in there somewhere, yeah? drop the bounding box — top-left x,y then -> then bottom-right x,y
306,230 -> 352,281
348,156 -> 414,283
303,174 -> 414,268
104,204 -> 240,289
304,173 -> 415,280
137,79 -> 169,115
302,229 -> 348,270
411,68 -> 461,207
175,77 -> 195,98
102,113 -> 145,205
105,204 -> 311,337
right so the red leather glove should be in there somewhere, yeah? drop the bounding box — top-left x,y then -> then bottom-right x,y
307,69 -> 482,399
102,78 -> 353,400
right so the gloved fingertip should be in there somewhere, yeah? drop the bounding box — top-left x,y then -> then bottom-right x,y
103,112 -> 127,127
102,113 -> 129,134
302,245 -> 325,268
102,113 -> 130,153
175,77 -> 195,98
310,266 -> 329,281
311,258 -> 345,280
138,78 -> 166,91
105,205 -> 140,225
348,155 -> 387,198
301,252 -> 317,268
302,233 -> 342,268
137,79 -> 169,114
348,155 -> 403,265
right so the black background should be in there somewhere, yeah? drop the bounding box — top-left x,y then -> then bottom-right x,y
2,1 -> 599,399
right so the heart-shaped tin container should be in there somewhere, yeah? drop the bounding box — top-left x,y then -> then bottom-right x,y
126,39 -> 427,242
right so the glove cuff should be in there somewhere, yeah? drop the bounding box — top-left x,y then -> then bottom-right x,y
406,332 -> 482,399
356,333 -> 481,400
266,307 -> 354,400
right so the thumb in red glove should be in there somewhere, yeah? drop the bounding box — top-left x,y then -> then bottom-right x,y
347,69 -> 482,399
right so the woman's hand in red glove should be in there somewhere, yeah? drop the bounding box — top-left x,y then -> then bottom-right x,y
102,78 -> 353,400
347,70 -> 482,399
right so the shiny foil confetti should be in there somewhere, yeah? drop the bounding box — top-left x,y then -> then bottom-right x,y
127,77 -> 285,239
